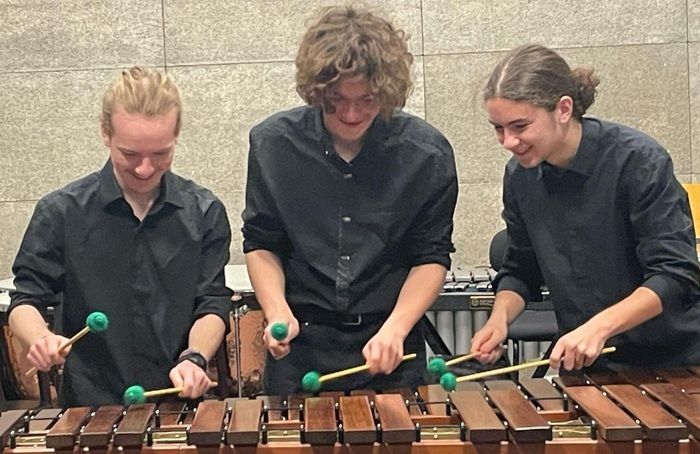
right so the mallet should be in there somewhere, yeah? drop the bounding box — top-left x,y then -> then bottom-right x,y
269,322 -> 288,341
301,353 -> 417,393
123,381 -> 219,405
440,346 -> 617,391
427,345 -> 508,376
26,311 -> 109,376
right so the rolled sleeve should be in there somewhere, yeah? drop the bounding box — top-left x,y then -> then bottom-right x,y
405,141 -> 458,269
241,131 -> 290,254
627,150 -> 700,305
9,197 -> 65,316
193,200 -> 233,330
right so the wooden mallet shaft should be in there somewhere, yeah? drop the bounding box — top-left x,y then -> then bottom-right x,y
145,381 -> 219,398
444,351 -> 478,367
320,353 -> 417,382
443,344 -> 508,367
456,346 -> 616,383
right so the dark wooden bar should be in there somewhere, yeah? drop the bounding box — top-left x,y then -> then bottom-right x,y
79,405 -> 123,448
302,397 -> 336,445
188,400 -> 226,446
45,406 -> 91,449
450,390 -> 506,443
642,382 -> 700,440
655,369 -> 700,393
113,403 -> 155,447
519,378 -> 567,413
373,393 -> 416,444
487,387 -> 551,443
602,384 -> 688,441
338,395 -> 375,444
0,410 -> 27,448
565,386 -> 642,441
226,398 -> 262,446
484,379 -> 519,391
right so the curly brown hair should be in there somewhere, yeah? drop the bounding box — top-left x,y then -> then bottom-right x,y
101,66 -> 182,137
295,4 -> 413,119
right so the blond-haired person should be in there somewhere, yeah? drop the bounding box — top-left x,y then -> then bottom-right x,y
242,5 -> 457,395
9,67 -> 232,406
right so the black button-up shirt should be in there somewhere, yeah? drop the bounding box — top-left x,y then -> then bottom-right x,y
242,106 -> 457,315
495,117 -> 700,367
9,161 -> 233,406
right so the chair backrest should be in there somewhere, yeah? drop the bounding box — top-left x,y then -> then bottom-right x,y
489,229 -> 508,272
682,183 -> 700,234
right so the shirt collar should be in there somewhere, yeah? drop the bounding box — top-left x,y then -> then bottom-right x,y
536,117 -> 601,180
311,107 -> 387,161
98,159 -> 185,210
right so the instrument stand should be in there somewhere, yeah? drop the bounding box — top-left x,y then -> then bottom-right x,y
232,302 -> 250,397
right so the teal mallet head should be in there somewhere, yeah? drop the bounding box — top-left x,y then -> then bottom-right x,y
123,385 -> 146,405
86,311 -> 109,332
440,372 -> 457,392
427,356 -> 448,376
270,322 -> 288,341
301,371 -> 322,393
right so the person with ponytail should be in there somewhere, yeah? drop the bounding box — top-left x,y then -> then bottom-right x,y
472,44 -> 700,371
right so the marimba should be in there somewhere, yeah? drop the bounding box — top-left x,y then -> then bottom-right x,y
2,368 -> 700,453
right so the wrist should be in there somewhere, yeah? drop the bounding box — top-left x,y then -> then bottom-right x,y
177,348 -> 208,371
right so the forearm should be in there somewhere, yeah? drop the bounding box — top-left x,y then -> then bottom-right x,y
383,263 -> 447,337
186,314 -> 226,361
489,290 -> 527,326
244,249 -> 293,321
8,304 -> 52,347
586,287 -> 663,340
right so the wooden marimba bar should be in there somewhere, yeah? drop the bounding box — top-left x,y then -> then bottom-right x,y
2,368 -> 700,453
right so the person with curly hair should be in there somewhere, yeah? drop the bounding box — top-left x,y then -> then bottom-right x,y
242,5 -> 457,395
472,44 -> 700,371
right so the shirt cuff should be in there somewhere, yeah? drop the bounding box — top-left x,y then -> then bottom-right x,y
410,254 -> 451,270
642,274 -> 688,306
493,274 -> 531,302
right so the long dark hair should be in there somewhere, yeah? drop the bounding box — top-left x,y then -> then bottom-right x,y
484,44 -> 600,121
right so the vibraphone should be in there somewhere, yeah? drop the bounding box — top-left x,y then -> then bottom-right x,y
2,368 -> 699,453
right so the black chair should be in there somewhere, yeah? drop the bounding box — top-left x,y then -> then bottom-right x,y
489,229 -> 558,371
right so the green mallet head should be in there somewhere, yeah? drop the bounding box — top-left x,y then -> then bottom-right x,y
86,311 -> 109,332
440,372 -> 457,392
123,385 -> 146,405
301,371 -> 322,393
427,356 -> 448,376
270,322 -> 288,341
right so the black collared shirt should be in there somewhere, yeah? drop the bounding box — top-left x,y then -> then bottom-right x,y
242,106 -> 457,315
9,161 -> 233,406
495,117 -> 700,367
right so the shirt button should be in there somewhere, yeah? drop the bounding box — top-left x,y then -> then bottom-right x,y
341,216 -> 351,223
344,173 -> 353,179
340,255 -> 350,261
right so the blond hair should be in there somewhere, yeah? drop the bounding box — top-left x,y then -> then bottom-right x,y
101,66 -> 182,136
295,4 -> 413,119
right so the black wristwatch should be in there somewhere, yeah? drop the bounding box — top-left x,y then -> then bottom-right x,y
176,349 -> 208,371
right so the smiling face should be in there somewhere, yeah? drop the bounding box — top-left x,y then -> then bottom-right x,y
486,96 -> 574,168
101,105 -> 178,199
322,75 -> 381,153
